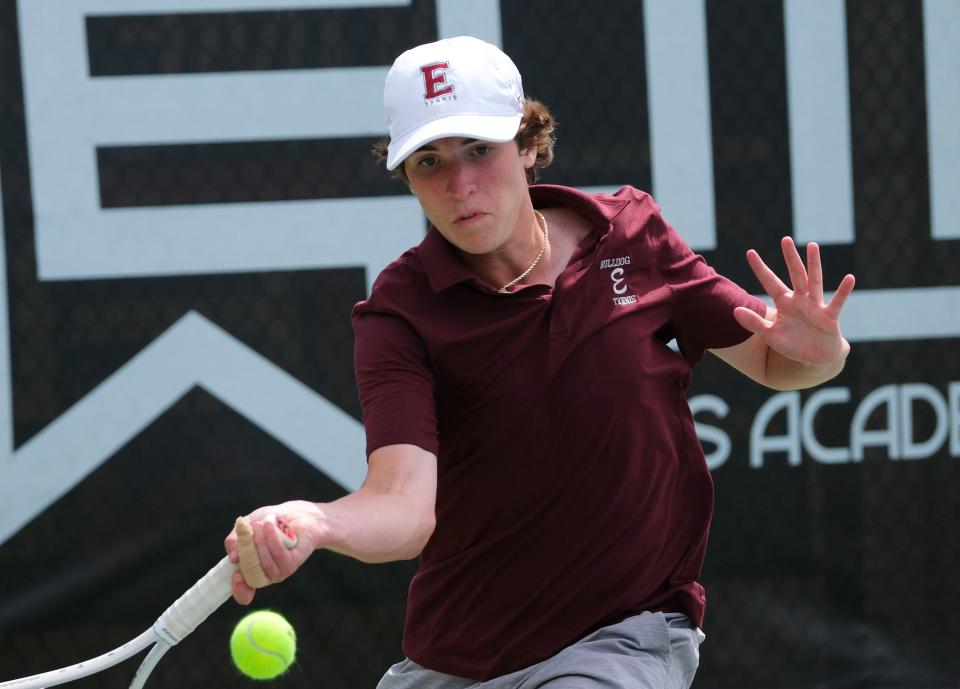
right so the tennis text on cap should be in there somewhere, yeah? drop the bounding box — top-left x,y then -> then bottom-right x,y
421,62 -> 455,101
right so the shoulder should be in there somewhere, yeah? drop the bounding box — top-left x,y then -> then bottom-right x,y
596,184 -> 657,206
607,186 -> 663,228
368,246 -> 429,302
354,247 -> 429,318
587,185 -> 670,252
533,184 -> 666,242
588,185 -> 660,216
371,248 -> 427,296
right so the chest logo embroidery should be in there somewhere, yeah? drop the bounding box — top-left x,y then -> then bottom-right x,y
599,256 -> 638,306
611,267 -> 627,294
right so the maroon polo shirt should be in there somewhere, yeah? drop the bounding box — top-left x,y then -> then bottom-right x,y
352,185 -> 767,681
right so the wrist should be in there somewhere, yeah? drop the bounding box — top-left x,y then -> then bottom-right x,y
280,500 -> 331,552
764,341 -> 848,390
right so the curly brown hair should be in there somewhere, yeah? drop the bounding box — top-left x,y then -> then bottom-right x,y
371,98 -> 557,185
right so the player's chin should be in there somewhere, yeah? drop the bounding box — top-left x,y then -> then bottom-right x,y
447,233 -> 499,256
440,221 -> 497,252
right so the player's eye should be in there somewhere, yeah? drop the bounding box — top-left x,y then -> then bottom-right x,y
415,155 -> 439,168
471,144 -> 492,157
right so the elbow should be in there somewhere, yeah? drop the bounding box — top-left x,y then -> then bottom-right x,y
400,509 -> 436,560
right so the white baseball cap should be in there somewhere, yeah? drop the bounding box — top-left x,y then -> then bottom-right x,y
383,36 -> 525,170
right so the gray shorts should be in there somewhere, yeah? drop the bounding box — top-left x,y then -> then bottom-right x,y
376,612 -> 705,689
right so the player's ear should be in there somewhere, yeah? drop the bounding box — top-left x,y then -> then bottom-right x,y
519,145 -> 537,169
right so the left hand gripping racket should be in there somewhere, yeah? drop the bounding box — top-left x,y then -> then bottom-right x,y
0,515 -> 297,689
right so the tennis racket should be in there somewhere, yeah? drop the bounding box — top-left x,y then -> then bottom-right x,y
0,515 -> 297,689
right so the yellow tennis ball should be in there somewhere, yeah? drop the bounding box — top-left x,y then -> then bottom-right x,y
230,610 -> 297,680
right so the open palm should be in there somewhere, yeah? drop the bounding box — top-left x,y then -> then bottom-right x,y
734,237 -> 855,366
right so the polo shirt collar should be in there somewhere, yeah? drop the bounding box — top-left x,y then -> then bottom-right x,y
419,184 -> 630,294
419,226 -> 476,293
529,184 -> 630,229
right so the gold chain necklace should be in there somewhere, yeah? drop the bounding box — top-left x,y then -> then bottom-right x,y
498,210 -> 549,294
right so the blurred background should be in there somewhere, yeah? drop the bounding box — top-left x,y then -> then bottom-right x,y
0,1 -> 957,687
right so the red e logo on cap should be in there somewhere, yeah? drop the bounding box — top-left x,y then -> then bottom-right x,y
421,62 -> 454,100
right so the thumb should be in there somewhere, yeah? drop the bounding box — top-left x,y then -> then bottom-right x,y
733,306 -> 768,335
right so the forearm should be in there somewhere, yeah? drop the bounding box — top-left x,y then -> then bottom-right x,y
224,447 -> 436,605
315,488 -> 436,563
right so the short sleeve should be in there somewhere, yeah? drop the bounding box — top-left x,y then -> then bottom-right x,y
655,215 -> 767,363
353,310 -> 439,457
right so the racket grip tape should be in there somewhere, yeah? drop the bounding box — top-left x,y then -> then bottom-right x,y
152,557 -> 235,645
153,516 -> 298,645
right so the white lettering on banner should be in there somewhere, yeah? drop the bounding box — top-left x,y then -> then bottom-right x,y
694,381 -> 960,470
951,382 -> 960,456
850,385 -> 900,461
899,383 -> 949,460
924,0 -> 960,239
690,394 -> 731,470
783,0 -> 854,245
15,0 -> 443,291
640,0 -> 958,249
750,392 -> 802,468
643,0 -> 716,249
801,387 -> 852,464
436,0 -> 502,43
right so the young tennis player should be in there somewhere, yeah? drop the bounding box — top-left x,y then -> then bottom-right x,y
224,37 -> 855,688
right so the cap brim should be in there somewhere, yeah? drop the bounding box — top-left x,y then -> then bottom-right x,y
386,113 -> 522,170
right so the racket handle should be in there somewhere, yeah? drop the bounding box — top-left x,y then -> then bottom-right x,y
152,556 -> 234,645
153,517 -> 298,645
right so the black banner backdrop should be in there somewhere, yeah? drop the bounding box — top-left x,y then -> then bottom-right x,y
0,2 -> 957,688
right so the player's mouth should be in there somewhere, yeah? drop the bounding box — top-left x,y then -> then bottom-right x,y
454,211 -> 486,225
